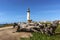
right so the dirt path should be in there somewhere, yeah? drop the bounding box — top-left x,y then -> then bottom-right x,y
0,26 -> 32,40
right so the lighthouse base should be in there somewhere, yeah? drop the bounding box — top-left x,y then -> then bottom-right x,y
27,20 -> 32,23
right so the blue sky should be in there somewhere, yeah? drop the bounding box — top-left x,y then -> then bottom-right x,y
0,0 -> 60,23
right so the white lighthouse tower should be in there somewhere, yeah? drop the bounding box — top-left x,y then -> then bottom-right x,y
27,8 -> 32,23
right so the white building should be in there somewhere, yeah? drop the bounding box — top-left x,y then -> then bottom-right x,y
27,8 -> 32,23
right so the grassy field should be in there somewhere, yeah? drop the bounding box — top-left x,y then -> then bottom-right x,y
21,25 -> 60,40
0,24 -> 13,28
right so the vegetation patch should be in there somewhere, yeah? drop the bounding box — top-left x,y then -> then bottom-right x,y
0,24 -> 13,28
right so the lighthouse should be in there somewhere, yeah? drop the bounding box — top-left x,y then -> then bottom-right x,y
27,8 -> 32,23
